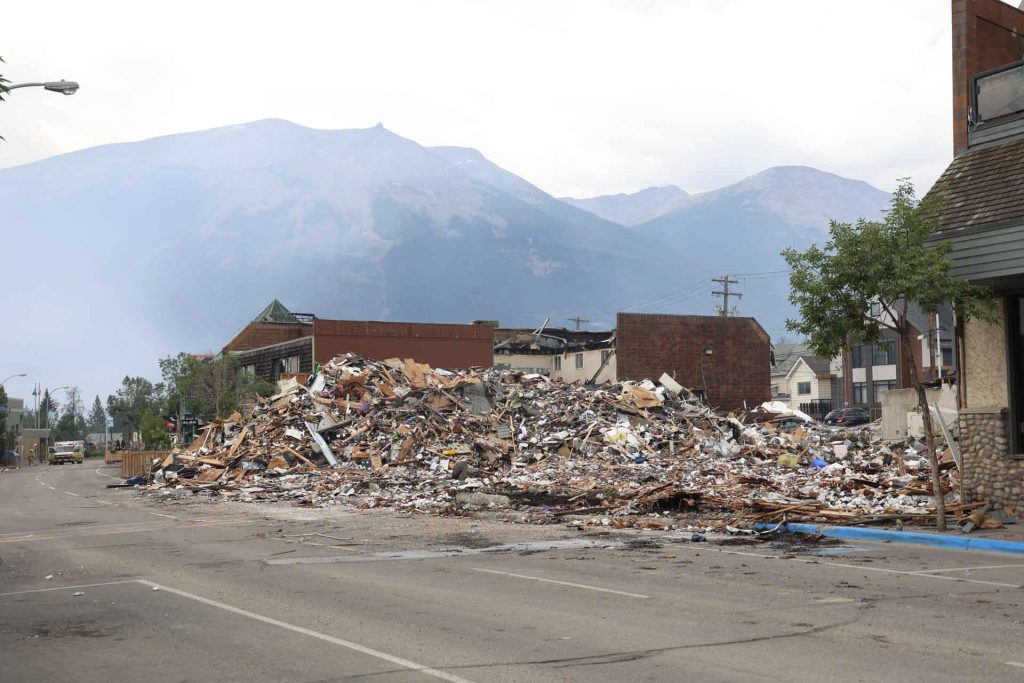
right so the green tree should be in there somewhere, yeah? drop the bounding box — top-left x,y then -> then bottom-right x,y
160,353 -> 273,419
783,180 -> 995,530
53,386 -> 88,441
39,389 -> 60,429
0,56 -> 9,141
107,377 -> 165,443
140,408 -> 170,449
88,396 -> 106,434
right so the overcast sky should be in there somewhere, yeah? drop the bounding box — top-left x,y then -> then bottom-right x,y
2,0 -> 962,199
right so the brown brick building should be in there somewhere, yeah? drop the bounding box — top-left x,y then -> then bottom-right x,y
225,300 -> 495,382
616,312 -> 771,411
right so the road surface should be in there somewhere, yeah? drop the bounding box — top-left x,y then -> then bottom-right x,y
1,462 -> 1023,681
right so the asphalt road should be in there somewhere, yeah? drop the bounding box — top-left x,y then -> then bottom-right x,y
2,462 -> 1023,682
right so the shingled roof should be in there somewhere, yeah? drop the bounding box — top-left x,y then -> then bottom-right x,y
930,136 -> 1024,234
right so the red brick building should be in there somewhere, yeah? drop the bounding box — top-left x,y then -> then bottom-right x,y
616,312 -> 771,411
225,300 -> 495,382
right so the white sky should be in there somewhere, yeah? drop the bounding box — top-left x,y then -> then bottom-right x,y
2,0 -> 963,198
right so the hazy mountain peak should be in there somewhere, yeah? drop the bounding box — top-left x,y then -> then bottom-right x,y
561,185 -> 690,226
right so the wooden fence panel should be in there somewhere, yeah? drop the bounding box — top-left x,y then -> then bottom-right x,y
121,451 -> 170,479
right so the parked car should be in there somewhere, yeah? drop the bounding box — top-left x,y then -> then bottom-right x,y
823,407 -> 871,427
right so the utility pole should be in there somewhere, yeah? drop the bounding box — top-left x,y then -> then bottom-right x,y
566,316 -> 590,330
712,275 -> 742,318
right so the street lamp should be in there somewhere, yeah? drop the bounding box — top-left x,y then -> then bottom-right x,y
8,80 -> 80,96
1,373 -> 27,387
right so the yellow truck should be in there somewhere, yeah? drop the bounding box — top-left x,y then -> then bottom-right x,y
48,440 -> 85,465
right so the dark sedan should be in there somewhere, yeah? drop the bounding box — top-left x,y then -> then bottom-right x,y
823,407 -> 871,427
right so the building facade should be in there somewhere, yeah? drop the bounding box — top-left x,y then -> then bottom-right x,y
227,301 -> 495,383
930,0 -> 1024,518
493,328 -> 616,384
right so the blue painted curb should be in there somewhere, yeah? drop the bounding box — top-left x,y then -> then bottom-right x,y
753,521 -> 1024,555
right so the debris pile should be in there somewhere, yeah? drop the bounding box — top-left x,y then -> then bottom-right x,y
143,354 -> 967,527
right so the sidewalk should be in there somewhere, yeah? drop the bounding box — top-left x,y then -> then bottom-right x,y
759,520 -> 1024,555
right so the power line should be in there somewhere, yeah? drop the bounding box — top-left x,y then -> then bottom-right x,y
566,316 -> 590,330
622,278 -> 711,312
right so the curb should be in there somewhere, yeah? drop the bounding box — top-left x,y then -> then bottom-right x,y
754,521 -> 1024,555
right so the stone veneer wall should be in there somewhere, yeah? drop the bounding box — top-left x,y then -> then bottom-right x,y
960,410 -> 1024,518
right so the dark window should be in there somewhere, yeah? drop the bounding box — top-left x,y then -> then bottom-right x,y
575,353 -> 584,369
872,379 -> 897,402
851,345 -> 866,368
797,381 -> 811,395
1008,295 -> 1024,454
600,349 -> 611,364
942,347 -> 953,368
873,340 -> 895,366
554,355 -> 561,371
869,301 -> 881,317
852,382 -> 867,404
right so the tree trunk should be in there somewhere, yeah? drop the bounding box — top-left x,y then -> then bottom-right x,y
899,330 -> 947,530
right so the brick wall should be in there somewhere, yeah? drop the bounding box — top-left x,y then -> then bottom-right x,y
952,0 -> 1024,154
616,313 -> 771,411
224,321 -> 312,353
313,319 -> 494,369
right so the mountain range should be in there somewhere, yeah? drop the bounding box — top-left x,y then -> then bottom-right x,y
0,119 -> 891,399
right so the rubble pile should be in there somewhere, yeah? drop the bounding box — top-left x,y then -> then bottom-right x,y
144,354 -> 962,527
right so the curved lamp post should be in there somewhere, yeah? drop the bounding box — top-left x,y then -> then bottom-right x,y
1,373 -> 27,387
8,80 -> 79,95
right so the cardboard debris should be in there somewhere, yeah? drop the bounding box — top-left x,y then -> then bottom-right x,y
142,352 -> 962,528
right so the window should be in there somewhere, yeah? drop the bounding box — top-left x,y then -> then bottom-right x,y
797,381 -> 811,395
771,384 -> 780,396
975,60 -> 1024,124
942,347 -> 953,368
872,340 -> 895,365
851,382 -> 867,404
1009,295 -> 1024,454
600,349 -> 611,364
240,364 -> 255,380
851,345 -> 866,368
554,355 -> 562,371
869,301 -> 881,318
575,353 -> 584,369
493,363 -> 511,371
872,379 -> 897,402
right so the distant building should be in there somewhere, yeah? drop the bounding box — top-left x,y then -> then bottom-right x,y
770,344 -> 835,417
493,327 -> 616,384
838,303 -> 954,413
4,397 -> 24,430
226,300 -> 495,383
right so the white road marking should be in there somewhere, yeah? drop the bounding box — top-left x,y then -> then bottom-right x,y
38,481 -> 46,486
0,580 -> 139,597
63,491 -> 80,497
1006,662 -> 1024,669
815,597 -> 856,604
138,580 -> 476,682
912,563 -> 1024,574
47,486 -> 56,490
94,466 -> 121,480
694,547 -> 1023,589
96,500 -> 114,506
147,512 -> 178,520
472,568 -> 650,599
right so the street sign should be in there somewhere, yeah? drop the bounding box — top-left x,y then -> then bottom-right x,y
106,415 -> 114,428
